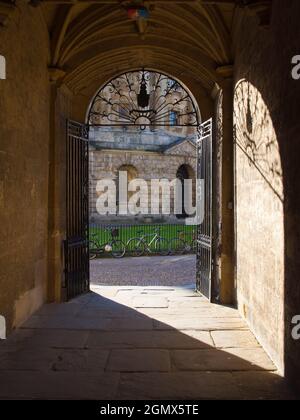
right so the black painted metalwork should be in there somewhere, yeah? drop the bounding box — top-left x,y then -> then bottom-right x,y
64,121 -> 90,300
88,69 -> 200,129
196,119 -> 213,300
65,71 -> 212,299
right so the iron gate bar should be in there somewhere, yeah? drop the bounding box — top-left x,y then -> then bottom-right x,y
64,69 -> 206,300
196,118 -> 213,300
65,120 -> 90,300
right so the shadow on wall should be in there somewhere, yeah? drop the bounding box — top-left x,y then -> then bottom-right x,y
233,0 -> 300,393
234,78 -> 285,376
0,290 -> 294,400
234,79 -> 284,202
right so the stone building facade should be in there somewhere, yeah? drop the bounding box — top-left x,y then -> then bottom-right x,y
89,127 -> 197,224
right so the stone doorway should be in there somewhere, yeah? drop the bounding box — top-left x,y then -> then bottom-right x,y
86,69 -> 202,292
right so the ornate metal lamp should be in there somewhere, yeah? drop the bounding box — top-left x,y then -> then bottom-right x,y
137,72 -> 150,108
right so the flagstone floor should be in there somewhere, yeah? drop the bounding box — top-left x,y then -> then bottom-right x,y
0,285 -> 295,400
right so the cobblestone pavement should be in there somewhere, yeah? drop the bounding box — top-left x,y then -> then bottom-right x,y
90,255 -> 196,287
0,285 -> 295,400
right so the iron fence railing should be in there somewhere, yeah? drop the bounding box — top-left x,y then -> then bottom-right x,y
89,223 -> 197,257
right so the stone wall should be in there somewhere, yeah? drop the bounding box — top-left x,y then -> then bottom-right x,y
234,78 -> 284,371
89,141 -> 196,224
89,127 -> 196,152
47,85 -> 73,302
0,2 -> 50,331
233,0 -> 300,387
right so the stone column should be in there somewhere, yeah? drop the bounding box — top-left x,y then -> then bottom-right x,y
47,68 -> 70,303
47,81 -> 58,303
217,66 -> 235,304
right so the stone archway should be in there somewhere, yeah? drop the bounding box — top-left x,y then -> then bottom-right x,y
2,0 -> 300,398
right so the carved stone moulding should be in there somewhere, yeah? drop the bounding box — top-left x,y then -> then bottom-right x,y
0,1 -> 16,27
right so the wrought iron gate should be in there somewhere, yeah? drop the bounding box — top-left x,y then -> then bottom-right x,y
196,119 -> 213,300
64,121 -> 90,300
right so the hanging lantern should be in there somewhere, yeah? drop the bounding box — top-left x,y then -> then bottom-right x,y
137,72 -> 150,108
127,6 -> 149,20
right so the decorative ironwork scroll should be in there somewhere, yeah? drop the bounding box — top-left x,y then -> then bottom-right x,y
196,118 -> 213,300
88,69 -> 200,129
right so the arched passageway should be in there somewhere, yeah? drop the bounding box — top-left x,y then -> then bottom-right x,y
0,0 -> 300,398
86,69 -> 201,293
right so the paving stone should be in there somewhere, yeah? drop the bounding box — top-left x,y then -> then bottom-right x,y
117,372 -> 243,400
0,371 -> 120,400
138,291 -> 174,298
232,371 -> 296,400
169,302 -> 239,316
85,299 -> 131,311
104,318 -> 154,331
115,290 -> 142,300
171,348 -> 276,371
51,349 -> 109,372
86,293 -> 124,305
0,348 -> 59,371
76,307 -> 139,319
87,330 -> 214,349
0,329 -> 36,351
169,290 -> 199,298
24,315 -> 154,331
35,303 -> 82,317
142,288 -> 175,292
0,285 -> 292,400
132,296 -> 169,308
21,316 -> 112,330
153,317 -> 247,331
18,330 -> 90,349
114,286 -> 145,290
107,349 -> 171,372
90,287 -> 118,298
139,307 -> 240,319
71,293 -> 94,305
135,308 -> 172,317
211,330 -> 260,348
168,296 -> 209,304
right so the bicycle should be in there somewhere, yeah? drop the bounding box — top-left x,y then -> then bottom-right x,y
169,229 -> 198,255
89,227 -> 126,259
127,228 -> 170,257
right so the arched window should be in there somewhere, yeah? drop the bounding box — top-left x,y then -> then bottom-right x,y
176,164 -> 195,219
88,69 -> 200,129
116,165 -> 138,209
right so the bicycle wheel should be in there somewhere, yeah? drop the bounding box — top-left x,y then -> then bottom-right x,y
169,238 -> 186,255
89,241 -> 98,260
111,240 -> 126,258
127,238 -> 145,257
155,237 -> 170,256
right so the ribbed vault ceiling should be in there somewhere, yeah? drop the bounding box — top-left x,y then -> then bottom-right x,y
39,0 -> 242,94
